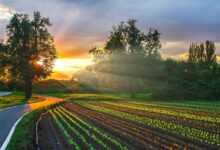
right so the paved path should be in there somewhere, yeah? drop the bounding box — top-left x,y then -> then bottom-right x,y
0,96 -> 62,149
0,92 -> 11,97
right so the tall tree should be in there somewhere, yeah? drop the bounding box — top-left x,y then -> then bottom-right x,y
104,19 -> 161,58
5,12 -> 56,99
205,40 -> 216,64
188,40 -> 216,64
105,22 -> 126,53
143,28 -> 161,58
125,19 -> 143,53
0,43 -> 9,80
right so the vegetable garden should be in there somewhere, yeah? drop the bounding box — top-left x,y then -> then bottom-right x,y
37,100 -> 220,150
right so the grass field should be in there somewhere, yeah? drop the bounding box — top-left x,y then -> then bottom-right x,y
30,93 -> 220,149
0,92 -> 46,109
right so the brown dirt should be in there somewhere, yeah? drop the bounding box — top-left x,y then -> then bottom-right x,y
37,113 -> 72,150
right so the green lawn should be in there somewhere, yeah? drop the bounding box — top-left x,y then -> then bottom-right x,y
0,92 -> 46,109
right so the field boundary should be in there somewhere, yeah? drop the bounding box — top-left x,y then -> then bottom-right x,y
0,112 -> 29,150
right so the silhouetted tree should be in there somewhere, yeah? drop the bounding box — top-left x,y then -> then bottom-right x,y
143,28 -> 161,58
104,19 -> 161,58
105,22 -> 126,53
5,12 -> 56,99
205,40 -> 216,64
89,47 -> 107,62
188,41 -> 216,64
125,19 -> 143,53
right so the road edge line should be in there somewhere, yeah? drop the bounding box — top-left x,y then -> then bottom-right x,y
0,105 -> 21,112
0,112 -> 29,150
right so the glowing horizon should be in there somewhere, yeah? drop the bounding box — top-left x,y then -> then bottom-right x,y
50,58 -> 94,80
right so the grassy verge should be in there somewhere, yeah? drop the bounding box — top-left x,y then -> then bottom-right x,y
46,92 -> 152,101
0,91 -> 46,109
46,92 -> 220,111
6,110 -> 42,150
59,93 -> 219,112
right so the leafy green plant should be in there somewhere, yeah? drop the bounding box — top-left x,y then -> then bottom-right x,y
80,103 -> 220,146
59,106 -> 128,150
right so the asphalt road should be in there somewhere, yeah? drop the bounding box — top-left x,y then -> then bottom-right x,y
0,92 -> 11,97
0,97 -> 62,148
0,105 -> 28,147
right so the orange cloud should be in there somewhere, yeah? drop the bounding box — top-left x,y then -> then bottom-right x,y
49,72 -> 71,80
53,32 -> 105,59
57,49 -> 89,59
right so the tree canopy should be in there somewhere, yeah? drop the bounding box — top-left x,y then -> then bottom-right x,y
0,12 -> 56,99
90,19 -> 161,61
188,40 -> 216,64
86,19 -> 220,100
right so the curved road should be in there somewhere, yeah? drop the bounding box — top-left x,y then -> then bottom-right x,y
0,97 -> 62,149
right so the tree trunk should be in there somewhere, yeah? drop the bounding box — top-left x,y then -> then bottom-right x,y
25,79 -> 32,99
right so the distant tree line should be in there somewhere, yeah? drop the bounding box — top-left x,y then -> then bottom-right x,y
162,41 -> 219,100
89,19 -> 220,100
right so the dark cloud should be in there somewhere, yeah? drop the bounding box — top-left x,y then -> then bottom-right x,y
1,0 -> 220,57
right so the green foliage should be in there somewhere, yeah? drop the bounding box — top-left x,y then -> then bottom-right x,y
59,107 -> 127,150
105,21 -> 126,53
1,12 -> 56,99
90,19 -> 161,61
50,110 -> 80,149
157,54 -> 220,100
50,107 -> 128,150
84,40 -> 220,100
79,101 -> 220,147
188,40 -> 216,64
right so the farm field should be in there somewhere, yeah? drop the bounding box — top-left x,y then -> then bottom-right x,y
35,96 -> 220,150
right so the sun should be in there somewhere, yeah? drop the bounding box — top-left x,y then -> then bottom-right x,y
36,59 -> 44,66
51,58 -> 93,79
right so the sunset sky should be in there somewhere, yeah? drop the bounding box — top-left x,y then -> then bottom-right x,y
0,0 -> 220,79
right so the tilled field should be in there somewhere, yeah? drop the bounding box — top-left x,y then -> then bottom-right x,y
37,101 -> 220,150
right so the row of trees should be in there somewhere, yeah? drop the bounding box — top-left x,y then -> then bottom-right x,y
188,41 -> 216,64
89,19 -> 161,61
88,19 -> 220,100
0,12 -> 56,99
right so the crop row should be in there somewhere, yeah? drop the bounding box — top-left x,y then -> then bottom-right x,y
78,102 -> 220,147
113,101 -> 220,117
58,106 -> 128,150
64,103 -> 207,150
91,102 -> 219,134
49,110 -> 80,149
128,101 -> 220,114
49,106 -> 127,150
100,101 -> 220,124
54,108 -> 96,150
